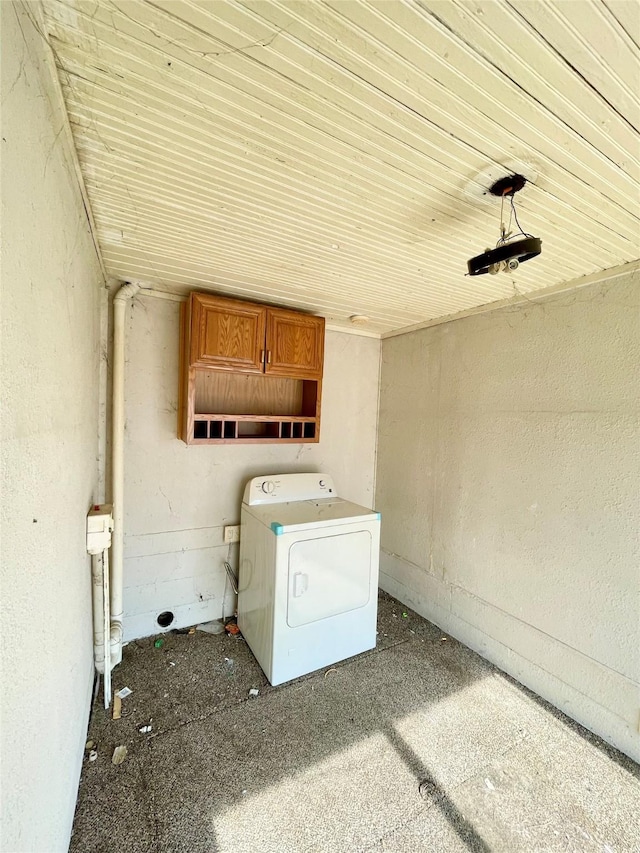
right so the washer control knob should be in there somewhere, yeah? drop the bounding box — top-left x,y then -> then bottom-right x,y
319,479 -> 325,487
261,480 -> 275,494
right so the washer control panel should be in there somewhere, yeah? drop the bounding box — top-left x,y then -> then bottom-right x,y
244,473 -> 336,505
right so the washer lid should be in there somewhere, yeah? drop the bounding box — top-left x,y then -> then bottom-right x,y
243,497 -> 380,533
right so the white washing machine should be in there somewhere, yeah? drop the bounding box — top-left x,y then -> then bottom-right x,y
238,473 -> 381,685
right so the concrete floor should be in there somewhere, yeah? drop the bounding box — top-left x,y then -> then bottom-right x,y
72,592 -> 639,853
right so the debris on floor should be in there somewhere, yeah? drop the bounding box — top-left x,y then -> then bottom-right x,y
197,620 -> 225,634
113,686 -> 132,719
418,778 -> 437,800
111,746 -> 127,765
88,750 -> 97,763
138,722 -> 153,734
248,688 -> 259,698
154,638 -> 164,648
224,621 -> 241,636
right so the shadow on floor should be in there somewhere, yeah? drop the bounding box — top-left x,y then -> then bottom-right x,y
71,591 -> 639,853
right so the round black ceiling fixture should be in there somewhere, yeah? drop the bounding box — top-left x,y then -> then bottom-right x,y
468,237 -> 542,276
467,174 -> 542,276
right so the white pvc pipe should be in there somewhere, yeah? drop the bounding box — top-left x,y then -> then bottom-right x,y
91,554 -> 105,674
111,282 -> 140,668
103,547 -> 112,709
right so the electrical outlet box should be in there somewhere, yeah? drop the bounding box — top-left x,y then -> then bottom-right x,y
87,504 -> 114,554
224,525 -> 241,544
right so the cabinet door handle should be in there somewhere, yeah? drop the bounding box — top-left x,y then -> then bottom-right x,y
266,350 -> 272,364
260,349 -> 265,365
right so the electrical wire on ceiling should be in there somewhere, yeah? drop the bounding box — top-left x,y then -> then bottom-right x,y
467,174 -> 542,276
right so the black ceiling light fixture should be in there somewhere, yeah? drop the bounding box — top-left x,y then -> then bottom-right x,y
467,174 -> 542,276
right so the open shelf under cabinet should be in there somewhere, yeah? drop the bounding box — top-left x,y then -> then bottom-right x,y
192,415 -> 317,443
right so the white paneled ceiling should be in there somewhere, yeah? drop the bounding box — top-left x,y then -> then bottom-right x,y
42,0 -> 639,334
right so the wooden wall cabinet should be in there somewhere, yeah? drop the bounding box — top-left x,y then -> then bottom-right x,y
179,292 -> 325,444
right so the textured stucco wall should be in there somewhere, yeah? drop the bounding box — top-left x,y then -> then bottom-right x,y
376,273 -> 640,761
121,294 -> 381,639
0,4 -> 104,850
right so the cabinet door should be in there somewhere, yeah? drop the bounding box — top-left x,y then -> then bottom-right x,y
190,293 -> 266,373
265,309 -> 325,379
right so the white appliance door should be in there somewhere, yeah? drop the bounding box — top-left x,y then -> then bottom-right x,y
287,530 -> 372,628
